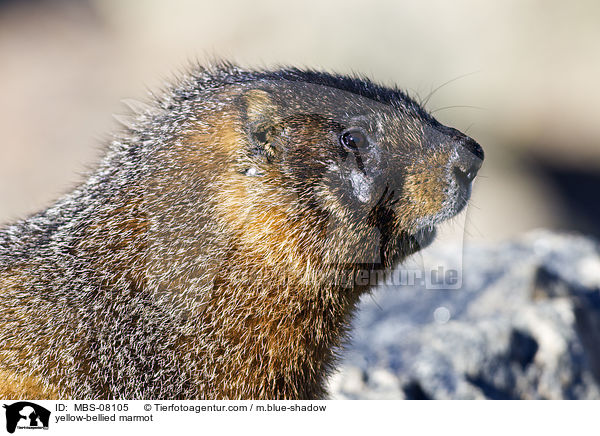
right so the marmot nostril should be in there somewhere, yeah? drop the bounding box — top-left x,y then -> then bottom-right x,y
453,164 -> 478,184
452,137 -> 483,184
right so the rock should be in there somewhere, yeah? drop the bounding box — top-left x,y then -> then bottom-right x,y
329,230 -> 600,399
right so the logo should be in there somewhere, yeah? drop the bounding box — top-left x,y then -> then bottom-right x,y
3,403 -> 50,434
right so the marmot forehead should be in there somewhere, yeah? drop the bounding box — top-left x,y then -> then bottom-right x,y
181,63 -> 431,119
238,80 -> 411,128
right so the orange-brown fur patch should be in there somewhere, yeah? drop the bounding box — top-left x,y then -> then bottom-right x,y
0,370 -> 60,400
401,151 -> 451,222
213,173 -> 327,286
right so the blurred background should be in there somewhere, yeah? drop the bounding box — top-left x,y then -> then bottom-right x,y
1,0 -> 599,241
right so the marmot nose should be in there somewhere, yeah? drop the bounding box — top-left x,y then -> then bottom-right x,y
453,137 -> 484,184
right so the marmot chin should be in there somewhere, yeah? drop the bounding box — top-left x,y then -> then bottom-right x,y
0,62 -> 483,399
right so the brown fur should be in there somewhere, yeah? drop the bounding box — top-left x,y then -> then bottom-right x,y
0,371 -> 59,400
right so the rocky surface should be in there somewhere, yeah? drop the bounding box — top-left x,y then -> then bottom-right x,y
328,230 -> 600,399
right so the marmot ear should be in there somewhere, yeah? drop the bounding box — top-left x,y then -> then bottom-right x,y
242,89 -> 281,157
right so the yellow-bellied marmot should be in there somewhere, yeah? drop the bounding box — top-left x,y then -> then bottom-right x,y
0,62 -> 483,399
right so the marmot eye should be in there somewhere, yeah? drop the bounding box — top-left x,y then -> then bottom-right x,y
340,129 -> 367,150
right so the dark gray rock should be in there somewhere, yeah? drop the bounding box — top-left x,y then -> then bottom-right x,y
328,230 -> 600,399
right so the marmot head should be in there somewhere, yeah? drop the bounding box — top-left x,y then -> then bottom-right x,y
194,69 -> 483,277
